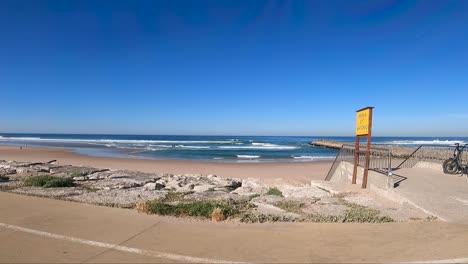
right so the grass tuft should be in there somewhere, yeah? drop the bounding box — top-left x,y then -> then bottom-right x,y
240,213 -> 298,223
162,192 -> 186,202
211,207 -> 226,222
136,199 -> 251,221
274,200 -> 305,214
137,200 -> 220,218
24,175 -> 74,188
266,187 -> 283,197
341,201 -> 394,223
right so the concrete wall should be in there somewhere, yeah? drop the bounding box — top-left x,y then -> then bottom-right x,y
330,161 -> 393,190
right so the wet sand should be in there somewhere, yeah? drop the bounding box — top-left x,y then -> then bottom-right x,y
0,145 -> 332,185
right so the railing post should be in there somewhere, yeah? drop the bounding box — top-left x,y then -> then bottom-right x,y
387,148 -> 394,188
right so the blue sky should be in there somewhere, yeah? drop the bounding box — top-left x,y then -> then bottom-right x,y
1,0 -> 467,136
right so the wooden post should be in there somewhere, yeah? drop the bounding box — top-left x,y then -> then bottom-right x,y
362,108 -> 373,189
353,107 -> 374,188
352,136 -> 360,184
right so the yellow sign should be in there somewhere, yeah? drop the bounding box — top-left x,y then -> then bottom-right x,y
356,108 -> 370,135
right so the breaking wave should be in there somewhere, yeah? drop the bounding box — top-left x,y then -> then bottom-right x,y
384,140 -> 466,146
236,155 -> 260,159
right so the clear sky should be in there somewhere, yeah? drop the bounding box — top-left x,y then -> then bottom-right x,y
1,0 -> 467,136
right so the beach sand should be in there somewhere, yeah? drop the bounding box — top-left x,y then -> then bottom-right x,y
0,145 -> 331,185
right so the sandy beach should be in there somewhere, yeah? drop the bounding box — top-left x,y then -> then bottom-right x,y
0,145 -> 331,185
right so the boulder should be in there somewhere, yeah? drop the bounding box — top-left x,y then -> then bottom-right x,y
143,182 -> 165,191
50,166 -> 109,176
231,179 -> 268,196
193,184 -> 215,193
0,168 -> 16,176
207,175 -> 241,190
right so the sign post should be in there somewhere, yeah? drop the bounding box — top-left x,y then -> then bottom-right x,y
352,107 -> 374,188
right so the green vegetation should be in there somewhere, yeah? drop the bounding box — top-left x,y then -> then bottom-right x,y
162,191 -> 187,202
240,213 -> 298,223
136,199 -> 251,220
341,201 -> 394,223
275,200 -> 305,214
306,201 -> 394,223
24,175 -> 74,188
306,214 -> 342,223
266,187 -> 283,197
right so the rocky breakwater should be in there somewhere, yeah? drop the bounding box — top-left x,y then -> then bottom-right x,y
309,140 -> 418,158
0,159 -> 430,223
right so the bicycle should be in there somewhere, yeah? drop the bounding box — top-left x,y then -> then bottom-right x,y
443,143 -> 468,175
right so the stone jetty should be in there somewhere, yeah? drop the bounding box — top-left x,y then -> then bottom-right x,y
308,139 -> 441,159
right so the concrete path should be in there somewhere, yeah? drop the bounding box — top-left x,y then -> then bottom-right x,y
0,192 -> 468,263
1,192 -> 468,263
393,168 -> 468,223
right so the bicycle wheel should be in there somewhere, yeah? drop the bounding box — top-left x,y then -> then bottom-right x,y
443,158 -> 459,174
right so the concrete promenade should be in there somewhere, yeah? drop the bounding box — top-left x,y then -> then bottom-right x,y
1,192 -> 468,263
393,167 -> 468,223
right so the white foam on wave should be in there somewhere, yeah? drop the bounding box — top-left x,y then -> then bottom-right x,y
292,155 -> 335,160
219,145 -> 297,150
151,145 -> 173,148
145,147 -> 164,151
252,142 -> 280,147
236,155 -> 260,159
0,137 -> 41,140
385,140 -> 466,146
175,145 -> 210,149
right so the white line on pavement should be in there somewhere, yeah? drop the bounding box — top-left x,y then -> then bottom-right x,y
0,222 -> 244,264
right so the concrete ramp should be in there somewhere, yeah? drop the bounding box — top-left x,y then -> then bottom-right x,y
327,161 -> 468,223
392,167 -> 468,223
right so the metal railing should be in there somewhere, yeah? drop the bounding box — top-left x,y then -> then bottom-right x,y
325,144 -> 459,182
325,144 -> 392,181
396,145 -> 455,169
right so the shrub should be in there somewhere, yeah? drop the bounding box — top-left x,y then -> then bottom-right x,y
24,175 -> 74,188
266,187 -> 283,197
137,199 -> 250,221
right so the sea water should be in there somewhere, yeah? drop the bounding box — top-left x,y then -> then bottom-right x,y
0,134 -> 466,162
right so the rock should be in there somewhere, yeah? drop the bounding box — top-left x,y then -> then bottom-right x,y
185,191 -> 245,202
33,165 -> 51,173
251,195 -> 285,205
67,189 -> 167,207
178,183 -> 195,193
207,175 -> 241,190
143,182 -> 165,191
0,164 -> 11,169
73,176 -> 87,181
231,179 -> 268,196
50,166 -> 109,176
12,187 -> 85,198
193,184 -> 215,193
16,167 -> 32,174
281,186 -> 331,199
0,168 -> 16,176
91,170 -> 160,190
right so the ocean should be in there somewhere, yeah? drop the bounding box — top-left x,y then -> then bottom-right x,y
0,134 -> 467,162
